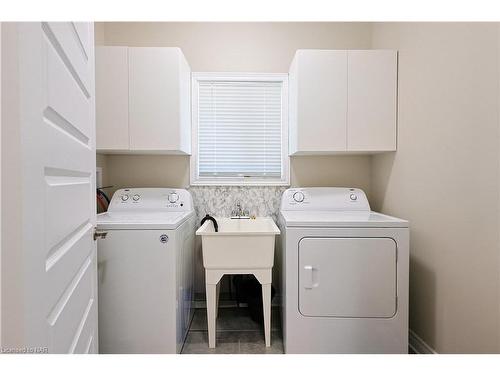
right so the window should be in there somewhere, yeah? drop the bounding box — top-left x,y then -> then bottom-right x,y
191,73 -> 289,186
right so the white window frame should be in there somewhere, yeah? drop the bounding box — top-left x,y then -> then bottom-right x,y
190,72 -> 289,186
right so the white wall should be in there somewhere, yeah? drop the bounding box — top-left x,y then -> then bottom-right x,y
370,23 -> 500,353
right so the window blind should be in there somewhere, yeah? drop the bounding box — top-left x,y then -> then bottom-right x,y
197,80 -> 283,178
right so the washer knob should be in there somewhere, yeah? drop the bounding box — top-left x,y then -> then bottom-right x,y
121,194 -> 129,202
132,194 -> 140,201
293,191 -> 305,203
350,194 -> 357,201
168,192 -> 179,203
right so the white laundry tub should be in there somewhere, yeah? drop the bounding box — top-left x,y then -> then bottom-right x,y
196,217 -> 280,269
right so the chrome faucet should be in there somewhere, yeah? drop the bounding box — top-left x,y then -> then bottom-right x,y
231,201 -> 250,219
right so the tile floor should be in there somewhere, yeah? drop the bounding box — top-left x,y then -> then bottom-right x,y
181,306 -> 283,354
181,304 -> 413,354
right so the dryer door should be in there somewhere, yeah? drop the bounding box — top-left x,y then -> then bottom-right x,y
298,237 -> 397,318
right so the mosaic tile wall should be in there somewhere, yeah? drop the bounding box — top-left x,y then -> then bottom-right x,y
188,186 -> 287,225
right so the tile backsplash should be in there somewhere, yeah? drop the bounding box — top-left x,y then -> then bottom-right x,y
188,186 -> 287,226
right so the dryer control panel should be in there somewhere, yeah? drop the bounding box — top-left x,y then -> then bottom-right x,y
108,188 -> 194,212
281,187 -> 370,211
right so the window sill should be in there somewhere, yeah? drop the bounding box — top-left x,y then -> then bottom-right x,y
189,179 -> 290,187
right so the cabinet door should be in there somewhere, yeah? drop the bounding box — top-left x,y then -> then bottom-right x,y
96,46 -> 129,151
293,50 -> 347,154
129,47 -> 190,153
347,50 -> 397,151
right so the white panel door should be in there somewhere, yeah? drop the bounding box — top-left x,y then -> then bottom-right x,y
347,50 -> 397,151
18,22 -> 98,353
95,46 -> 129,151
299,237 -> 397,318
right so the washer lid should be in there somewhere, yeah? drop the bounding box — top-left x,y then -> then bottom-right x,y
96,211 -> 193,230
280,210 -> 408,228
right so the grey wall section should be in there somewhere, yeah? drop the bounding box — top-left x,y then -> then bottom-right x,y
99,22 -> 372,72
370,23 -> 500,353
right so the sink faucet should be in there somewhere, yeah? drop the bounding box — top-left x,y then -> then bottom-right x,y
231,201 -> 250,219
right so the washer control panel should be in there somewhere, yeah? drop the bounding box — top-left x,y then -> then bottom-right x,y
281,187 -> 370,211
108,188 -> 194,213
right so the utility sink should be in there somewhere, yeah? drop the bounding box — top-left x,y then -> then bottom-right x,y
197,216 -> 280,348
196,217 -> 280,269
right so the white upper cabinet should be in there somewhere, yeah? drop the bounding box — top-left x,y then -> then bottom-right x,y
289,49 -> 397,155
96,46 -> 191,154
129,47 -> 191,154
96,46 -> 129,151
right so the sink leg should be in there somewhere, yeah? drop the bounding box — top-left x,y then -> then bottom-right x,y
262,283 -> 272,347
206,283 -> 217,348
216,282 -> 221,318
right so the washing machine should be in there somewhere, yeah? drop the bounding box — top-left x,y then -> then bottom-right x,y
96,188 -> 195,354
279,187 -> 409,353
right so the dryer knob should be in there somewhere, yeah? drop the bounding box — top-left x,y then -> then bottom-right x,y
293,191 -> 305,203
121,194 -> 129,202
350,194 -> 357,201
168,193 -> 179,203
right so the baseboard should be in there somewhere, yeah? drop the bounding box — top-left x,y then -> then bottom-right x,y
409,329 -> 437,354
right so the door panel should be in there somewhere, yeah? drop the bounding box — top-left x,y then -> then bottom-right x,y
45,173 -> 92,252
18,22 -> 97,353
72,300 -> 96,354
299,237 -> 397,318
41,23 -> 91,95
46,41 -> 91,139
72,23 -> 91,60
46,226 -> 93,312
48,258 -> 94,353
